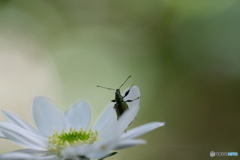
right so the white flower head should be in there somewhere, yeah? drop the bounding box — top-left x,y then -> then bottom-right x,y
0,86 -> 164,160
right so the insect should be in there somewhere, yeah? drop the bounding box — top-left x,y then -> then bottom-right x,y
97,75 -> 140,119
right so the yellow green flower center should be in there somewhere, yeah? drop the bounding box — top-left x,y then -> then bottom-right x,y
48,128 -> 98,152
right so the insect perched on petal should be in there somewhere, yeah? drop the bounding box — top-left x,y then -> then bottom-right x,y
97,75 -> 140,119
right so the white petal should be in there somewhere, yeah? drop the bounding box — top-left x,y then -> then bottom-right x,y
0,152 -> 36,160
121,122 -> 165,140
32,96 -> 67,136
0,149 -> 55,160
116,104 -> 140,134
37,155 -> 58,160
123,85 -> 140,110
93,105 -> 138,139
65,100 -> 91,130
93,86 -> 140,138
61,146 -> 88,160
0,131 -> 5,138
0,122 -> 47,150
2,110 -> 43,138
92,103 -> 117,136
115,139 -> 146,150
87,134 -> 119,159
10,149 -> 48,154
97,104 -> 139,140
0,151 -> 57,160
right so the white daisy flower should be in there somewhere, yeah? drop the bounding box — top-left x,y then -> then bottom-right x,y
0,86 -> 164,160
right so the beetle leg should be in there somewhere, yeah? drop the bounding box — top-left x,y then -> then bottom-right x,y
125,96 -> 140,102
123,85 -> 134,98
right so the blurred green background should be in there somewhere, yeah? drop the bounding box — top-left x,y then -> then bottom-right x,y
0,0 -> 239,160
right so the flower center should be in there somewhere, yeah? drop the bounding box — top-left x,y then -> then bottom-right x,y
48,128 -> 98,152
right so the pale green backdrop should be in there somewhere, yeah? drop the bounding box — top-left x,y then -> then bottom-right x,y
0,1 -> 239,160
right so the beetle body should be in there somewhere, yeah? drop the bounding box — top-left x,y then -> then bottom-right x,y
97,76 -> 139,119
112,89 -> 129,119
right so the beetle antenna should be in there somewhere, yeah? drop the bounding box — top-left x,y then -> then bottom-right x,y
119,75 -> 131,89
97,85 -> 115,90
